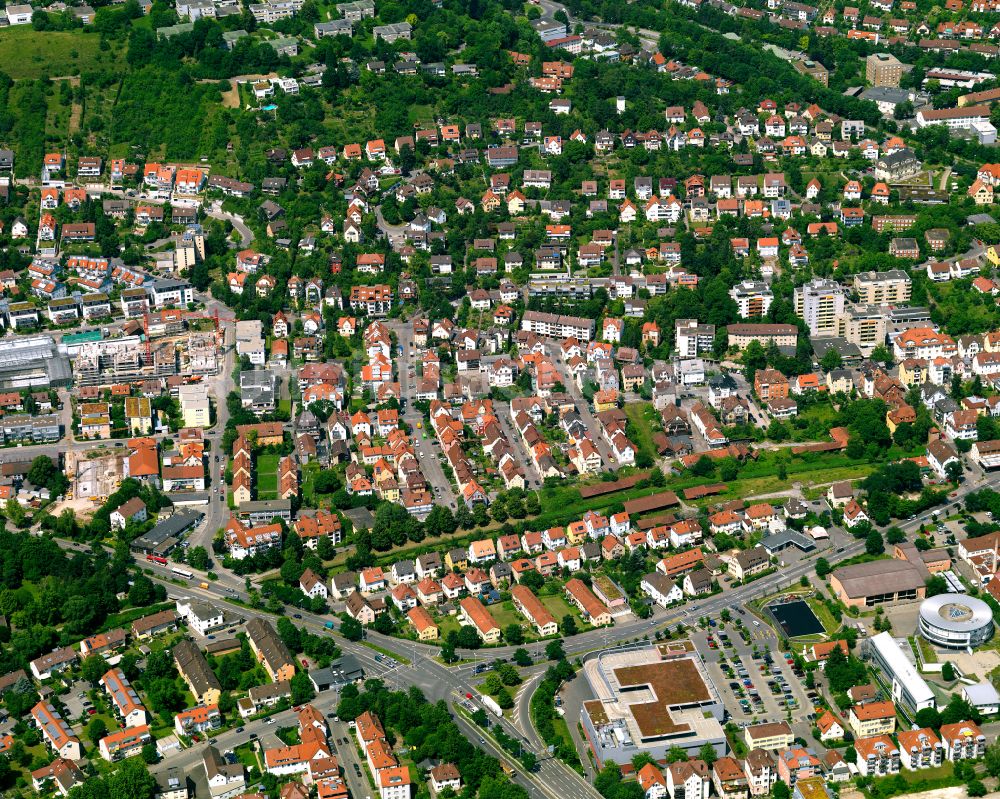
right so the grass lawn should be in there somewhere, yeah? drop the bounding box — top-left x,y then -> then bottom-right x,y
624,402 -> 660,464
0,26 -> 113,79
234,741 -> 261,772
712,456 -> 874,502
551,714 -> 576,755
101,601 -> 173,632
490,601 -> 525,630
539,594 -> 576,622
437,614 -> 462,639
913,635 -> 938,663
256,453 -> 279,500
276,726 -> 299,746
804,595 -> 840,635
360,640 -> 411,664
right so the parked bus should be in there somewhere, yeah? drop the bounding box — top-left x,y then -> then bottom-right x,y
146,555 -> 168,565
172,567 -> 194,579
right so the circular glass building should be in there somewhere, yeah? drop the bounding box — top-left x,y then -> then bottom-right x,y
918,593 -> 994,649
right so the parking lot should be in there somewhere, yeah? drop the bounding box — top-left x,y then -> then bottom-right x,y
696,618 -> 815,728
62,679 -> 95,722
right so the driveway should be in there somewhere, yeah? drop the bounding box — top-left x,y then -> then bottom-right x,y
550,355 -> 615,464
207,205 -> 254,248
388,320 -> 459,508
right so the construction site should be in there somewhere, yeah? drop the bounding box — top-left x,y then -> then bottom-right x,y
70,311 -> 224,387
65,446 -> 129,500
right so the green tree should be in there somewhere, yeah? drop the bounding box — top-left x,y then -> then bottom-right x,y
80,655 -> 106,685
339,615 -> 363,641
719,459 -> 739,482
773,780 -> 791,799
495,687 -> 514,709
743,341 -> 767,382
561,615 -> 579,636
512,648 -> 532,667
187,546 -> 209,570
824,645 -> 867,692
632,753 -> 657,771
291,671 -> 316,704
871,345 -> 894,366
699,743 -> 718,768
946,460 -> 963,483
690,456 -> 716,477
983,740 -> 1000,777
107,754 -> 157,799
815,558 -> 831,578
767,420 -> 789,442
865,529 -> 885,556
940,693 -> 981,725
455,626 -> 481,649
504,624 -> 524,645
820,348 -> 842,371
86,717 -> 107,744
915,707 -> 941,729
141,742 -> 159,764
4,499 -> 26,528
941,662 -> 955,682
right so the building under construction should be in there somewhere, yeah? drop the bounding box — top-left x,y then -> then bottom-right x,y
71,312 -> 222,387
72,336 -> 177,387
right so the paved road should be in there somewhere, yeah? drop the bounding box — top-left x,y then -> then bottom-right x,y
492,400 -> 545,489
375,206 -> 408,251
140,570 -> 597,799
387,320 -> 459,508
550,353 -> 614,466
184,304 -> 238,561
207,203 -> 255,248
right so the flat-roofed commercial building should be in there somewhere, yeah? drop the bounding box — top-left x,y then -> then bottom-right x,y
579,643 -> 726,767
918,594 -> 993,649
972,439 -> 1000,470
861,632 -> 936,716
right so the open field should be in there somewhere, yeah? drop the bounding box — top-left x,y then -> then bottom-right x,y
0,26 -> 113,79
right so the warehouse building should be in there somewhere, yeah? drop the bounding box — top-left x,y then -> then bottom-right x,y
829,560 -> 926,608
